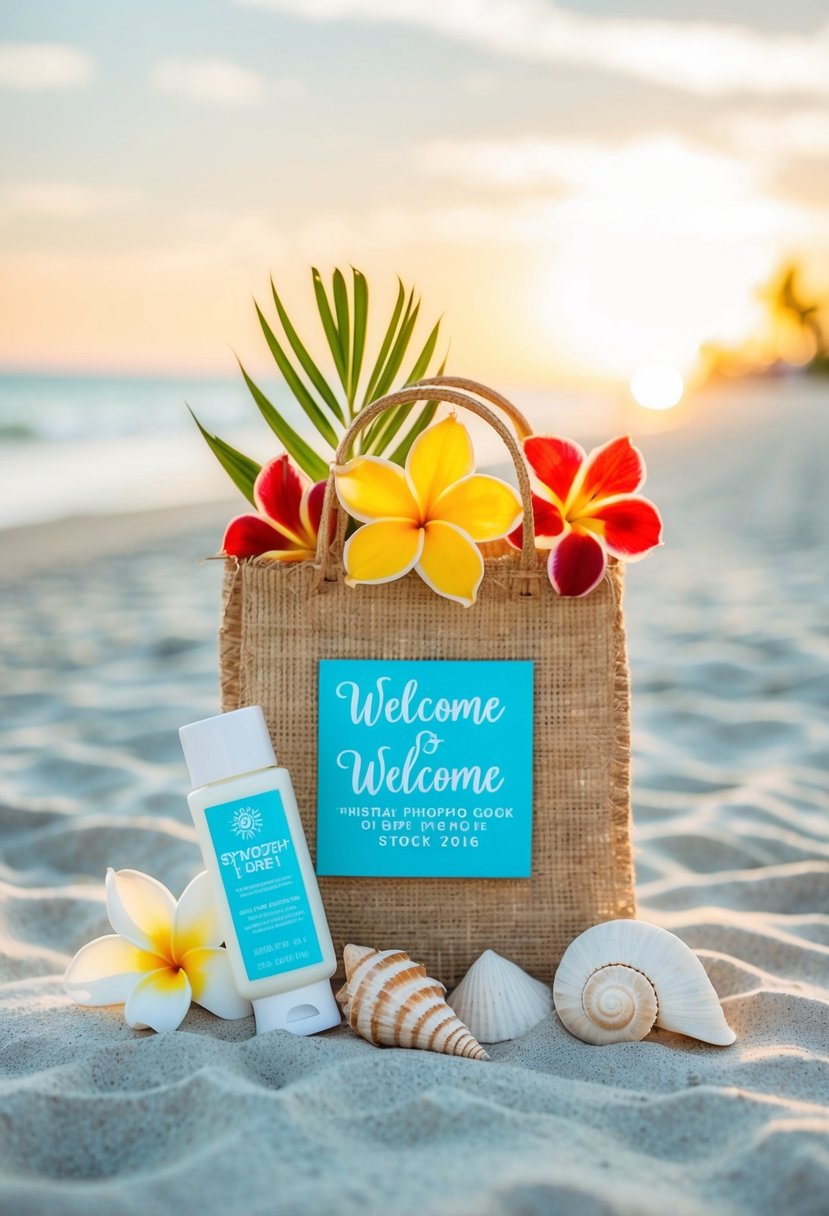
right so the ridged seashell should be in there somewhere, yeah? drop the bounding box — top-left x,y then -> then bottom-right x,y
336,944 -> 488,1060
448,949 -> 553,1043
553,920 -> 736,1047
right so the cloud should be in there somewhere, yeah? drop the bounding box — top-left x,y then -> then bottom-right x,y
418,119 -> 829,214
725,109 -> 829,159
3,183 -> 140,219
237,0 -> 829,98
417,134 -> 756,202
0,42 -> 94,91
150,57 -> 266,105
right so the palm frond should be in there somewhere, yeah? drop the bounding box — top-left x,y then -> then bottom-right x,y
350,266 -> 368,411
270,277 -> 344,423
237,359 -> 329,481
364,319 -> 443,454
332,268 -> 351,399
188,406 -> 260,503
255,302 -> 338,448
361,278 -> 405,407
191,268 -> 447,499
312,267 -> 348,394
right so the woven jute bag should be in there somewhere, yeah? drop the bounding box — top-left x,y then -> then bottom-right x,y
219,377 -> 635,986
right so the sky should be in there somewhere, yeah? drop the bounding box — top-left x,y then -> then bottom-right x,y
0,0 -> 828,387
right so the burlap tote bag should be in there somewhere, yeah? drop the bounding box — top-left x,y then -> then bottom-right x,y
219,378 -> 634,986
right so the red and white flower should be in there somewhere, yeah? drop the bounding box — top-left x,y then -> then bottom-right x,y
222,454 -> 327,561
509,435 -> 663,597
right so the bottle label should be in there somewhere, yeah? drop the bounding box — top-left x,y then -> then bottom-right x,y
203,788 -> 323,981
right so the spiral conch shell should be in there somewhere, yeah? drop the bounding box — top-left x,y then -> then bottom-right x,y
553,920 -> 736,1047
448,950 -> 553,1043
336,944 -> 489,1060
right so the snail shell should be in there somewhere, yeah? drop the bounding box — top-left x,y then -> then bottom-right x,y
553,920 -> 736,1047
336,944 -> 489,1060
448,949 -> 552,1043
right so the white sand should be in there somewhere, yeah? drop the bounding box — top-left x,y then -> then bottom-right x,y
0,381 -> 827,1215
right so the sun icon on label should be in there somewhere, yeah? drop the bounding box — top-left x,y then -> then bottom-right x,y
231,806 -> 263,839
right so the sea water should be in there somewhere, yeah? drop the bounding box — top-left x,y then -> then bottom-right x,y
0,371 -> 622,529
0,373 -> 288,528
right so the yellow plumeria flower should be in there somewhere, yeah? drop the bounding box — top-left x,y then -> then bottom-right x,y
334,415 -> 523,607
64,869 -> 251,1033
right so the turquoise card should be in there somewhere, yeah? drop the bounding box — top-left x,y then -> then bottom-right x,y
316,659 -> 534,878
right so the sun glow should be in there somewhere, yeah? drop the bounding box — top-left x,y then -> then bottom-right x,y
522,134 -> 813,384
630,363 -> 685,411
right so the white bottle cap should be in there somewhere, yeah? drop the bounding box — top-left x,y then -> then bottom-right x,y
179,705 -> 277,788
252,979 -> 341,1036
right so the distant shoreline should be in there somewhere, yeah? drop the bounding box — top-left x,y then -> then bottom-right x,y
0,499 -> 235,583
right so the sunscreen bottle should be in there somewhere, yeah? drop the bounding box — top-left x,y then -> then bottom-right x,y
179,705 -> 340,1035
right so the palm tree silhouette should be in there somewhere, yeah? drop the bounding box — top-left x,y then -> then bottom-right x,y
763,264 -> 825,358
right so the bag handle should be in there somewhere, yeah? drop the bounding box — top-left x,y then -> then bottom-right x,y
410,376 -> 533,440
314,385 -> 539,584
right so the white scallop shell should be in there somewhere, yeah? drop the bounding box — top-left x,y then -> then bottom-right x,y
553,920 -> 736,1047
447,949 -> 553,1043
336,944 -> 489,1060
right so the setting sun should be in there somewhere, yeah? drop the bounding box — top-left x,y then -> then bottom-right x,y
630,363 -> 685,411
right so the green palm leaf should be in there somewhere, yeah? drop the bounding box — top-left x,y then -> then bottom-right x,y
312,267 -> 348,393
255,302 -> 338,448
188,406 -> 260,503
237,359 -> 329,481
359,294 -> 417,453
372,294 -> 420,400
360,278 -> 405,408
191,268 -> 447,500
361,294 -> 422,451
332,268 -> 351,396
270,277 -> 344,423
365,320 -> 443,454
350,266 -> 368,410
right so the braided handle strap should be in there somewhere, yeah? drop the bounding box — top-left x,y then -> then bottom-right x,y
411,376 -> 533,440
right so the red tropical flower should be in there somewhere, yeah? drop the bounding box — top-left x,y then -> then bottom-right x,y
222,455 -> 328,561
509,435 -> 663,597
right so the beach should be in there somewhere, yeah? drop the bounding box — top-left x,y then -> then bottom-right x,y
0,379 -> 827,1215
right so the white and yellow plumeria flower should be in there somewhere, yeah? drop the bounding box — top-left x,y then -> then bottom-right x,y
334,415 -> 523,607
64,868 -> 251,1033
